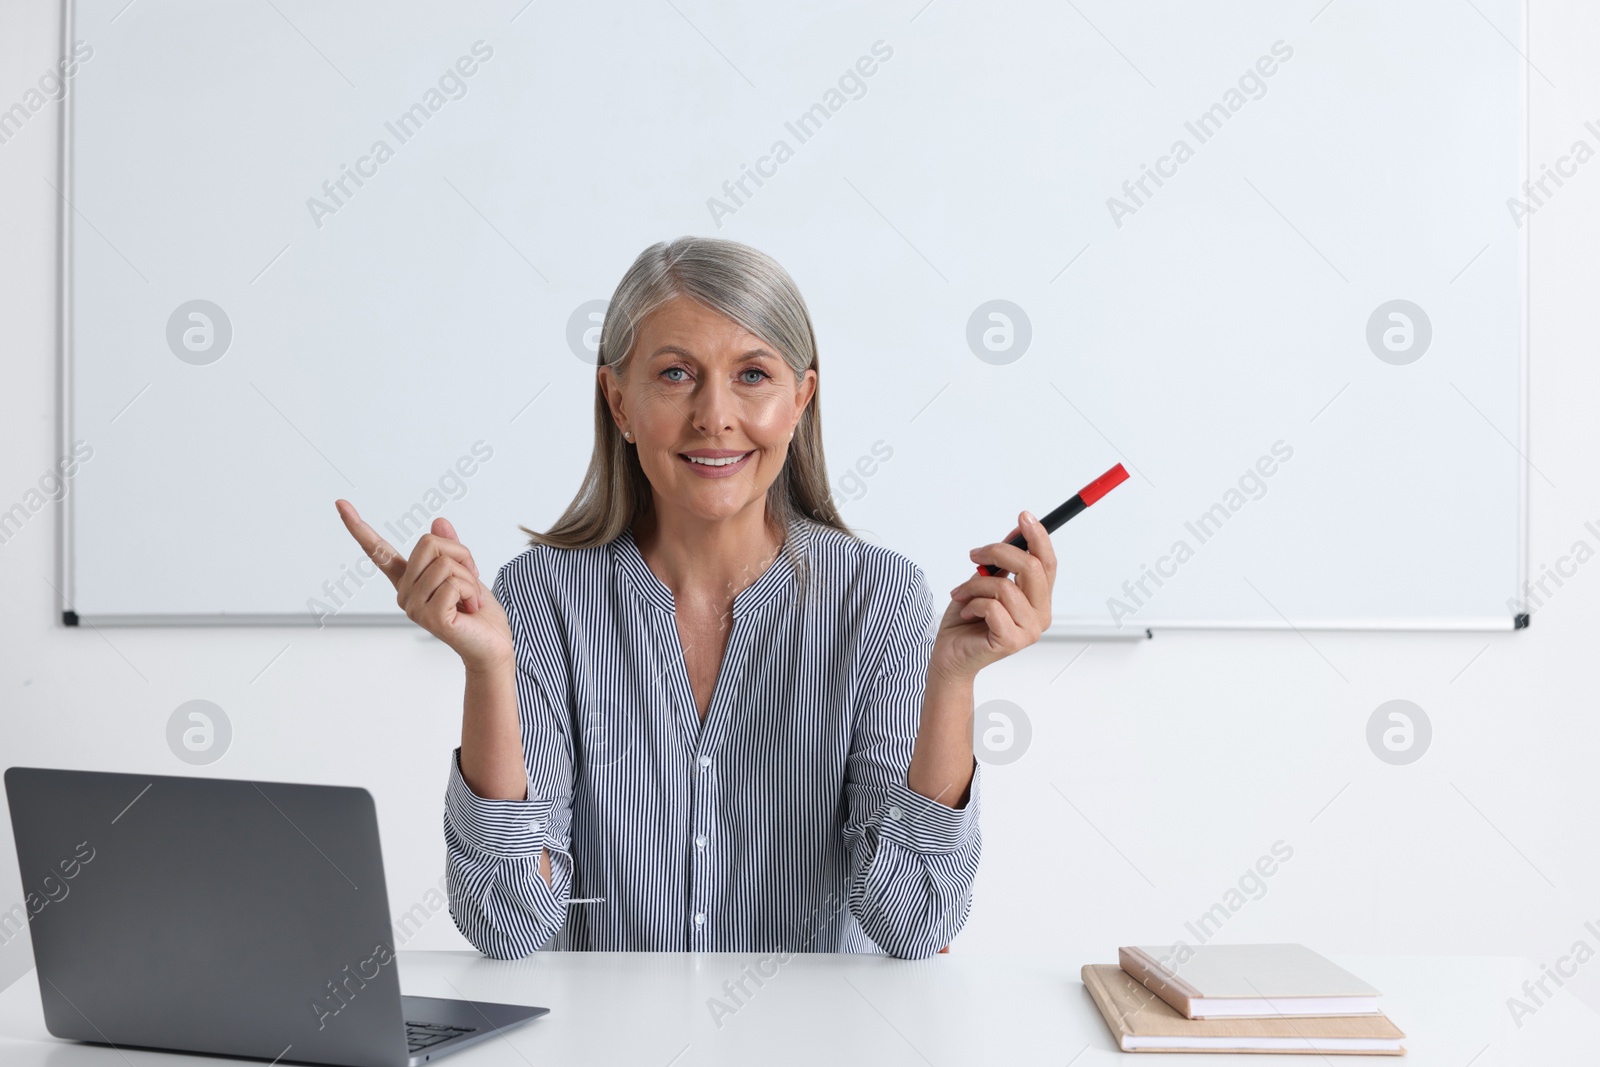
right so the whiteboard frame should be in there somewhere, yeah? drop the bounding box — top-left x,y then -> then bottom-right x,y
52,0 -> 1532,634
55,0 -> 76,628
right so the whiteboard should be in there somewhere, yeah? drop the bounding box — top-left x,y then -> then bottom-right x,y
59,0 -> 1527,631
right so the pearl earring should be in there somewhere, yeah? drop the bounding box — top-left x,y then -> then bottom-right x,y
624,431 -> 634,442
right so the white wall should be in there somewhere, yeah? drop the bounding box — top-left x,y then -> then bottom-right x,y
3,0 -> 1598,1025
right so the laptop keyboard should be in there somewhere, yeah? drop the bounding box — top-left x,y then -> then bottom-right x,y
405,1022 -> 478,1052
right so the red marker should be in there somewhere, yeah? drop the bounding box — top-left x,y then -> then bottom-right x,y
978,463 -> 1130,576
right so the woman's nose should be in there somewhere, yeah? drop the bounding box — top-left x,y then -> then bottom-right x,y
689,375 -> 736,436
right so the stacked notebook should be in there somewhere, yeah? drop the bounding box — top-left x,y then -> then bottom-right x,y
1081,944 -> 1405,1055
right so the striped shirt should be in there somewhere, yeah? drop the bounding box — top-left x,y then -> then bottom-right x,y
442,513 -> 981,960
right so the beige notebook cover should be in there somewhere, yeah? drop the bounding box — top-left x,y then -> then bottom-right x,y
1083,964 -> 1405,1055
1120,944 -> 1382,1019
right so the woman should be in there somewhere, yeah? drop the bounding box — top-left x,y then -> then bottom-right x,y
335,236 -> 1056,960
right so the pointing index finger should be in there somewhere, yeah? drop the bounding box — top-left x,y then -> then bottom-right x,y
335,499 -> 407,586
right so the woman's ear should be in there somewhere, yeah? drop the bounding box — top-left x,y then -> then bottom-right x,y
795,367 -> 818,415
598,365 -> 629,431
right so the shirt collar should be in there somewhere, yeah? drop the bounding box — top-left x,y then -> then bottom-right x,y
613,515 -> 808,620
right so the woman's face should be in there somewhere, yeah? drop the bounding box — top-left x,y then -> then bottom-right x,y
600,295 -> 817,526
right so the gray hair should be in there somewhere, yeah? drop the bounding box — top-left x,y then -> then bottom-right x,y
522,237 -> 851,594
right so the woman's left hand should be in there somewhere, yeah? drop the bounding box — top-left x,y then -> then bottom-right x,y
931,510 -> 1056,682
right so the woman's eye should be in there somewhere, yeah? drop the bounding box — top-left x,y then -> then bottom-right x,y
663,367 -> 688,382
741,368 -> 770,384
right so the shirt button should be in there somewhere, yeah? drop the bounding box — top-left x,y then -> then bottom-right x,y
698,754 -> 712,769
529,819 -> 543,833
694,911 -> 705,926
695,833 -> 708,850
887,805 -> 903,822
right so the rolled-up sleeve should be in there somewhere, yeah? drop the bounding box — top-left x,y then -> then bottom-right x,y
443,559 -> 575,958
843,562 -> 982,960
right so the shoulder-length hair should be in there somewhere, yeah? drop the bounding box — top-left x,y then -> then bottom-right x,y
522,236 -> 852,570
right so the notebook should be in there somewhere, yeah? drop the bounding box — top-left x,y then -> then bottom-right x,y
1119,944 -> 1382,1019
1083,965 -> 1405,1055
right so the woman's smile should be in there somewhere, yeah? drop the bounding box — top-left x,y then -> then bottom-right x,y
678,448 -> 755,477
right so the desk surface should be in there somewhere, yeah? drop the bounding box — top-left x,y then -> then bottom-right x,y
0,950 -> 1595,1065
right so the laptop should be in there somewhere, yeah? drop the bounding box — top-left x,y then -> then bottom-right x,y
4,766 -> 548,1067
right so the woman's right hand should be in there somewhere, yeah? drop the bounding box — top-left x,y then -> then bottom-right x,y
335,500 -> 513,674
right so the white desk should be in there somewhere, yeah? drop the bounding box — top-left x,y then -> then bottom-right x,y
0,951 -> 1595,1065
